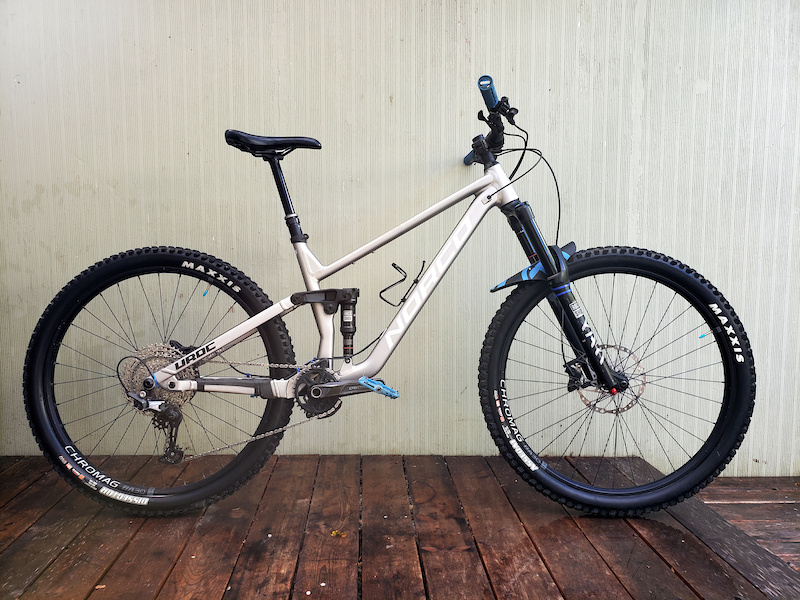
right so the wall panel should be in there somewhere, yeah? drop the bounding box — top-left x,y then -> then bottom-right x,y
2,1 -> 797,475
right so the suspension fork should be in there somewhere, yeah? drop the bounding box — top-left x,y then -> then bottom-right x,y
502,201 -> 625,393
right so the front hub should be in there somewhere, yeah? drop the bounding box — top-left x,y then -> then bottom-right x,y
577,345 -> 646,414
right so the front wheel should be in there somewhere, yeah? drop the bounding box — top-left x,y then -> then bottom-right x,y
479,246 -> 756,516
24,247 -> 296,515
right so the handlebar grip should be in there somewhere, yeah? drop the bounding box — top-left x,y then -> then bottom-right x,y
463,150 -> 477,166
478,75 -> 500,110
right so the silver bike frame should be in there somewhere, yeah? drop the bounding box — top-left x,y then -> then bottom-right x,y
154,164 -> 520,397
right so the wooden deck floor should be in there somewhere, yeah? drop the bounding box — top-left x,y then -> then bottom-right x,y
1,455 -> 798,600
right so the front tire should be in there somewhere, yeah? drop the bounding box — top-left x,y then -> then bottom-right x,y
479,247 -> 756,515
24,247 -> 295,515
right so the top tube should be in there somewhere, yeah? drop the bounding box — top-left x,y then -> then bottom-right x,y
308,169 -> 514,283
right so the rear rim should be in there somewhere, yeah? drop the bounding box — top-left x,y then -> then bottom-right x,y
26,249 -> 293,508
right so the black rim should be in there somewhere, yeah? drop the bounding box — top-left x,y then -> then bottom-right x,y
488,258 -> 741,506
27,250 -> 290,505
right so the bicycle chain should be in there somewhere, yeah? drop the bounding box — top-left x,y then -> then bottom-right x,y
183,359 -> 341,461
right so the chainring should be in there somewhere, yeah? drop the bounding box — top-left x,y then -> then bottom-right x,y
292,366 -> 341,417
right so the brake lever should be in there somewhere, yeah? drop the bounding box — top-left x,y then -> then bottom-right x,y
494,97 -> 518,126
506,106 -> 518,126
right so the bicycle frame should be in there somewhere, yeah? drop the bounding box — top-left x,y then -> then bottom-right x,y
153,164 -> 521,397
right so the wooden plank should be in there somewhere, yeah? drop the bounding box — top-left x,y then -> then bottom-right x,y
360,455 -> 426,600
0,467 -> 74,553
0,456 -> 22,472
0,482 -> 103,599
16,456 -> 152,599
572,455 -> 800,599
0,456 -> 50,508
158,457 -> 276,600
571,514 -> 699,600
405,455 -> 494,600
709,502 -> 800,523
696,478 -> 799,574
20,508 -> 146,600
697,477 -> 800,502
291,455 -> 361,599
223,455 -> 319,599
446,456 -> 562,600
594,456 -> 800,599
86,513 -> 201,600
668,497 -> 800,599
627,513 -> 770,600
711,500 -> 800,567
3,456 -> 798,600
764,545 -> 798,573
568,456 -> 774,599
86,458 -> 207,600
487,456 -> 633,600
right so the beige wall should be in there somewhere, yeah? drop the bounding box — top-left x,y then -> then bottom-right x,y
1,1 -> 798,475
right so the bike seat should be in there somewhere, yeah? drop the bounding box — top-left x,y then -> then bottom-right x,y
225,130 -> 321,158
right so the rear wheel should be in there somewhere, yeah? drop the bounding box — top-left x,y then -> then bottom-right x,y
24,247 -> 295,514
479,246 -> 756,515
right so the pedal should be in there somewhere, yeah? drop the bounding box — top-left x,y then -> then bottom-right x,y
358,376 -> 400,399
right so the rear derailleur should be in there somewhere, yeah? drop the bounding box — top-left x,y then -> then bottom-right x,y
151,403 -> 185,464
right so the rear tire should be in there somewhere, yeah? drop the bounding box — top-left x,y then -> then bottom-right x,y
479,247 -> 755,515
24,247 -> 295,514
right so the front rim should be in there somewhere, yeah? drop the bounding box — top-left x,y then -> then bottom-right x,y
488,260 -> 741,508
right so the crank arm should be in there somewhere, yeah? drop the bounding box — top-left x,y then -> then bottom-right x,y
308,380 -> 375,399
310,377 -> 400,400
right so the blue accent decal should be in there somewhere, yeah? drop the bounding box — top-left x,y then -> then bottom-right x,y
553,284 -> 572,297
522,262 -> 545,281
358,376 -> 400,399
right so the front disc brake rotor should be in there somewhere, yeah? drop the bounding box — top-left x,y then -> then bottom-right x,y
578,344 -> 647,414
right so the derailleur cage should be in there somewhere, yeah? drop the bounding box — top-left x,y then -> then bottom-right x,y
152,404 -> 185,464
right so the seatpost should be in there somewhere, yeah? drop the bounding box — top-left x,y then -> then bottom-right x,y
266,156 -> 308,243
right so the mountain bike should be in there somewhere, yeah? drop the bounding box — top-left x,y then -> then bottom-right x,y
23,76 -> 755,516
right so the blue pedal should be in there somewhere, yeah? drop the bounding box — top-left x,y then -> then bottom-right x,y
358,376 -> 400,399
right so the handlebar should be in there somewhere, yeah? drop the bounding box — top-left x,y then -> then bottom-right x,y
464,75 -> 518,166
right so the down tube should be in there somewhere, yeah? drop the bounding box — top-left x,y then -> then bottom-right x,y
339,191 -> 496,380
